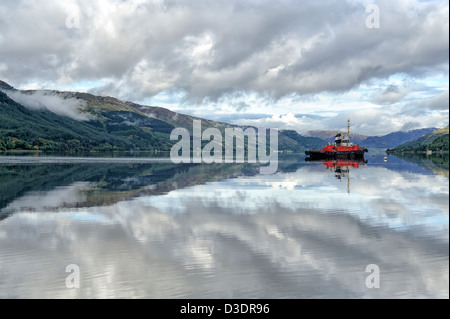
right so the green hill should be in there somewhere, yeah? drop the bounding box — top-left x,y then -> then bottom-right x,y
0,90 -> 175,151
389,126 -> 449,153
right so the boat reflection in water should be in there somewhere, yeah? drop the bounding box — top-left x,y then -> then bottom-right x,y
307,158 -> 368,193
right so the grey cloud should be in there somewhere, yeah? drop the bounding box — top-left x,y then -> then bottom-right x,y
234,101 -> 250,112
2,89 -> 91,121
0,0 -> 448,102
419,90 -> 449,110
372,85 -> 410,104
401,121 -> 422,132
400,90 -> 450,118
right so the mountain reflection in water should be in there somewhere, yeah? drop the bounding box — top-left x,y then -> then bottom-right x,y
0,153 -> 448,298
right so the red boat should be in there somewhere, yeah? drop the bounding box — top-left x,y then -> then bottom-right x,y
305,119 -> 368,160
322,159 -> 364,169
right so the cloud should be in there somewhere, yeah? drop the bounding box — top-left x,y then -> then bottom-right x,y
399,89 -> 450,119
231,105 -> 447,136
400,121 -> 423,132
419,90 -> 449,110
0,0 -> 448,103
372,85 -> 410,104
231,113 -> 320,133
233,101 -> 250,112
2,89 -> 90,121
205,113 -> 270,124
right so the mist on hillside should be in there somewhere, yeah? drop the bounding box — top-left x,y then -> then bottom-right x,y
1,89 -> 91,121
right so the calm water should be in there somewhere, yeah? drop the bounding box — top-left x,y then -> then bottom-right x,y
0,153 -> 448,298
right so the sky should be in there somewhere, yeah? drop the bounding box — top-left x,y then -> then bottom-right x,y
0,0 -> 448,135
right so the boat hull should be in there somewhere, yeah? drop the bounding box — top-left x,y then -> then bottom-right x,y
305,149 -> 368,160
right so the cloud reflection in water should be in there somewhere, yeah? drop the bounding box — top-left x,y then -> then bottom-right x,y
0,159 -> 448,298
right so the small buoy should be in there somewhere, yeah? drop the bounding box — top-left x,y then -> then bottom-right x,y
384,157 -> 388,162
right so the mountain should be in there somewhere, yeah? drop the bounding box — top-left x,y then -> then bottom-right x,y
0,80 -> 325,152
304,128 -> 438,149
390,126 -> 449,152
278,130 -> 327,151
363,128 -> 438,148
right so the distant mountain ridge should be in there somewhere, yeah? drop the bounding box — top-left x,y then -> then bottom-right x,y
304,127 -> 438,149
363,128 -> 438,148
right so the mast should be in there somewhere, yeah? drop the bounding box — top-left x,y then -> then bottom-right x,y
347,173 -> 350,194
347,118 -> 350,139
